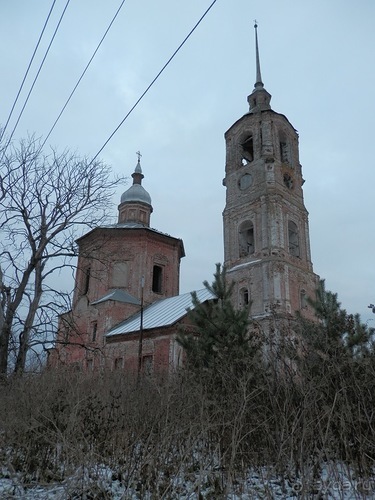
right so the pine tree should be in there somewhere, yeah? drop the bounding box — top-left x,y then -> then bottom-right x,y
177,264 -> 261,382
301,280 -> 372,360
294,281 -> 375,474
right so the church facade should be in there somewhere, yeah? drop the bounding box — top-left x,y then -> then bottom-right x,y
48,159 -> 192,373
48,26 -> 319,373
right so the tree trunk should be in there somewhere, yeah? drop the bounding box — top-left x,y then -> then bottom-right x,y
0,263 -> 35,374
14,261 -> 44,374
0,328 -> 9,375
0,266 -> 11,374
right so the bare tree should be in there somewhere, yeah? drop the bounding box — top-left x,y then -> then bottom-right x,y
0,135 -> 125,374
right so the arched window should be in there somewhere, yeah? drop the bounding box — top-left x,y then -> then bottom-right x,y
288,221 -> 300,257
241,135 -> 254,164
240,287 -> 250,306
239,221 -> 255,257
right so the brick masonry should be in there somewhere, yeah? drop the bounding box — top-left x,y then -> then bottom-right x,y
48,80 -> 320,373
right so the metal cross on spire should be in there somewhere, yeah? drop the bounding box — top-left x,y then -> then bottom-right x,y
134,150 -> 143,177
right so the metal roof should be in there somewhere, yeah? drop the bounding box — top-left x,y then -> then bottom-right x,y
89,222 -> 184,242
91,289 -> 141,306
106,288 -> 216,337
120,183 -> 152,206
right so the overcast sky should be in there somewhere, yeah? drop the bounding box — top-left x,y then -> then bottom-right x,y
1,0 -> 374,324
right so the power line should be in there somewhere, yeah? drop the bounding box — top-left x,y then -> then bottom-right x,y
4,0 -> 71,150
0,0 -> 58,142
41,0 -> 128,150
91,0 -> 219,162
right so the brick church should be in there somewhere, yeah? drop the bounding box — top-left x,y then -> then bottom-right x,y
48,25 -> 319,373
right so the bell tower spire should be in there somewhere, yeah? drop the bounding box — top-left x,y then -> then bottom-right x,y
248,22 -> 271,113
254,21 -> 263,89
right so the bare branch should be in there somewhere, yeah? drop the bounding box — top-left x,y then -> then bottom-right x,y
0,135 -> 126,374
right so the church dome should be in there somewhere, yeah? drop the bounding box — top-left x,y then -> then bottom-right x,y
118,156 -> 153,227
120,158 -> 152,206
120,183 -> 152,205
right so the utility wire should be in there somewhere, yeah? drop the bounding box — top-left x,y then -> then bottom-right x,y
4,0 -> 71,151
91,0 -> 218,162
41,0 -> 127,150
0,0 -> 58,142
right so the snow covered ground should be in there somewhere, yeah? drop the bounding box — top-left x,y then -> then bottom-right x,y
1,462 -> 374,499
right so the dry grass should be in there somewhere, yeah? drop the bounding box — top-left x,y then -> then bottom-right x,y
0,354 -> 374,497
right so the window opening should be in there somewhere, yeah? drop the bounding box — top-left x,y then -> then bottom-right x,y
280,140 -> 290,164
241,135 -> 254,163
300,289 -> 308,309
240,287 -> 250,306
288,221 -> 300,257
152,265 -> 163,293
239,221 -> 255,257
114,357 -> 123,370
283,173 -> 294,189
83,267 -> 91,295
91,321 -> 97,342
